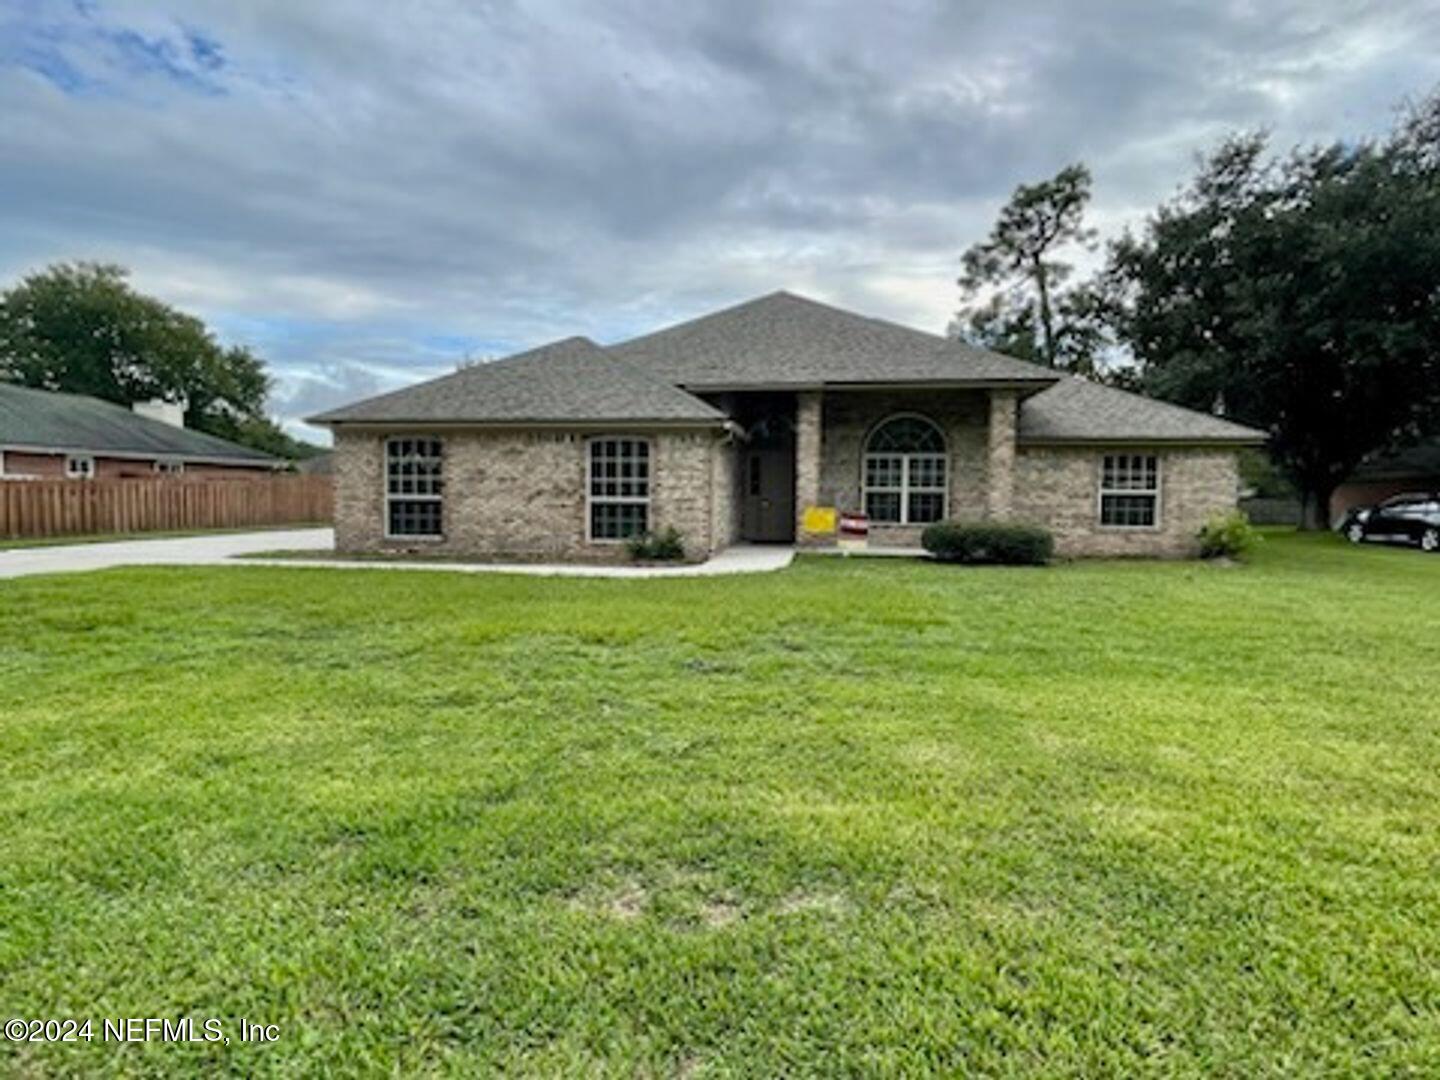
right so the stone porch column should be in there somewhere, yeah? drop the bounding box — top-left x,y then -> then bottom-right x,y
794,390 -> 823,543
986,389 -> 1017,520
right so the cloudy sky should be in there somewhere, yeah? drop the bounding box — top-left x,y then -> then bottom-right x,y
3,1 -> 1437,442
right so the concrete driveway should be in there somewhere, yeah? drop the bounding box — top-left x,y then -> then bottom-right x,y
0,528 -> 796,580
0,528 -> 335,580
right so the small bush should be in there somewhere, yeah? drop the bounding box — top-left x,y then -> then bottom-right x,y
626,526 -> 686,562
921,522 -> 1054,565
1197,511 -> 1261,560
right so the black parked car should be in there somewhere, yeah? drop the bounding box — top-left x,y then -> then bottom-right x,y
1341,492 -> 1440,552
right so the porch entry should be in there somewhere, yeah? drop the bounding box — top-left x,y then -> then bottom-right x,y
740,412 -> 796,542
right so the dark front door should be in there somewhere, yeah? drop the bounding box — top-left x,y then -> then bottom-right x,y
741,447 -> 795,542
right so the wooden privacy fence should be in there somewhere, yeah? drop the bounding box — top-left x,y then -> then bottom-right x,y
0,475 -> 333,540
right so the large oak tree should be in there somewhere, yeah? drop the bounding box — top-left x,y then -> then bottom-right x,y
1106,101 -> 1440,528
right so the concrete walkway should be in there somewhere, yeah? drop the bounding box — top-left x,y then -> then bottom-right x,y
0,528 -> 796,580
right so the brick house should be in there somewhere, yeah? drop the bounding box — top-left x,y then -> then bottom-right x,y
0,383 -> 281,480
314,292 -> 1264,560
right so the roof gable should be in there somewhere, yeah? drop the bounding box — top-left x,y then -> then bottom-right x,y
1019,376 -> 1266,444
0,383 -> 279,463
311,337 -> 725,425
608,291 -> 1060,389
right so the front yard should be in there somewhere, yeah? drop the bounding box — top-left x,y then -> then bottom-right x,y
2,533 -> 1437,1075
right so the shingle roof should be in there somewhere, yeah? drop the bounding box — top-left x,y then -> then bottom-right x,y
0,382 -> 280,464
1351,438 -> 1440,481
608,291 -> 1060,389
312,292 -> 1265,446
1018,376 -> 1267,444
311,337 -> 725,425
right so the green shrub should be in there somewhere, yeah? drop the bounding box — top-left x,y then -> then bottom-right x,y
1197,511 -> 1261,560
921,522 -> 1054,565
626,526 -> 686,562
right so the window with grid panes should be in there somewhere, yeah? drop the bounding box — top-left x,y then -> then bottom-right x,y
588,437 -> 650,540
1099,453 -> 1160,527
863,415 -> 947,524
385,437 -> 444,537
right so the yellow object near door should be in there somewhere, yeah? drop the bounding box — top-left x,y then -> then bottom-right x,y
802,506 -> 837,534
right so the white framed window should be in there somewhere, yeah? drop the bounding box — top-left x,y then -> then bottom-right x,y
587,437 -> 650,541
385,436 -> 444,538
65,454 -> 95,480
153,459 -> 184,475
862,414 -> 947,525
1099,453 -> 1161,528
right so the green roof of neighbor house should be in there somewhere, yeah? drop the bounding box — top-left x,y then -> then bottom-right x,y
310,291 -> 1266,445
1018,376 -> 1266,444
609,291 -> 1059,389
0,383 -> 281,465
312,337 -> 727,425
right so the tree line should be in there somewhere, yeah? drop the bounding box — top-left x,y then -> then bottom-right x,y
954,90 -> 1440,528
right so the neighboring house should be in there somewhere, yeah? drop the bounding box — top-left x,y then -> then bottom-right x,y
313,292 -> 1264,560
1333,438 -> 1440,524
0,383 -> 282,480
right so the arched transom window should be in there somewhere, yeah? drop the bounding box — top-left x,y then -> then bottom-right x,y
863,415 -> 947,524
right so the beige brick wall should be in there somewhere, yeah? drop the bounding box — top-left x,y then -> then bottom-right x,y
652,432 -> 717,556
794,391 -> 823,541
985,390 -> 1017,518
710,437 -> 741,549
818,389 -> 990,546
330,419 -> 1244,563
333,427 -> 723,561
1014,446 -> 1241,557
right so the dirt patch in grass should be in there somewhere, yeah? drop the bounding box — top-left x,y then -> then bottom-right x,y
567,879 -> 650,921
776,889 -> 852,917
698,897 -> 743,928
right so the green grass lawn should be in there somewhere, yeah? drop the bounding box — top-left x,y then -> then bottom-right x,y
2,533 -> 1438,1076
